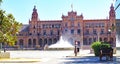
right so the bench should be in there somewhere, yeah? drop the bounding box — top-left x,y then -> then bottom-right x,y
99,47 -> 113,61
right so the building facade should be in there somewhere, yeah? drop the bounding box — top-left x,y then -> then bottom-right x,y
17,4 -> 116,49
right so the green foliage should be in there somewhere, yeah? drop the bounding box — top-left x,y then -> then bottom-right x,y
91,41 -> 110,56
91,41 -> 101,56
0,0 -> 2,5
101,43 -> 110,48
0,9 -> 22,46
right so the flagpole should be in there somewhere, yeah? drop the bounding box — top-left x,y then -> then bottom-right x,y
71,4 -> 73,11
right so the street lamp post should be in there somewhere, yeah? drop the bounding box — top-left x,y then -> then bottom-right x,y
108,28 -> 112,46
97,32 -> 100,42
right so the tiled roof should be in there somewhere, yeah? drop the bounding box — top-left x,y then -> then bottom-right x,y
40,20 -> 62,22
20,25 -> 29,32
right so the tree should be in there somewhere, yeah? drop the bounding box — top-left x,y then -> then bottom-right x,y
0,0 -> 2,5
0,0 -> 22,52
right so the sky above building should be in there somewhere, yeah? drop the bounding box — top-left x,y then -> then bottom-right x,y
1,0 -> 115,24
115,0 -> 120,19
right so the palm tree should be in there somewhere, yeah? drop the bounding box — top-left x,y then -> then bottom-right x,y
0,0 -> 2,5
0,0 -> 2,2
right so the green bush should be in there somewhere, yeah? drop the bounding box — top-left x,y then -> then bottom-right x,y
91,41 -> 110,56
91,41 -> 101,56
100,43 -> 110,48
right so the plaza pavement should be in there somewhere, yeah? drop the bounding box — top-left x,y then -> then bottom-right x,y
0,50 -> 119,64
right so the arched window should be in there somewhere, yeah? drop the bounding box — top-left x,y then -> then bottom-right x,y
100,38 -> 102,41
48,39 -> 52,45
44,39 -> 47,45
57,30 -> 60,35
39,39 -> 43,47
93,38 -> 96,42
104,38 -> 108,42
53,38 -> 57,44
110,38 -> 114,42
19,39 -> 24,48
28,39 -> 32,47
89,38 -> 92,45
33,39 -> 36,47
110,38 -> 114,46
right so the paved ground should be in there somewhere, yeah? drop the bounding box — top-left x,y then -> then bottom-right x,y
0,49 -> 119,64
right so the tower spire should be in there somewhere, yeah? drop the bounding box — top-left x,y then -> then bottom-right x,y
109,3 -> 115,18
31,5 -> 38,21
71,4 -> 73,11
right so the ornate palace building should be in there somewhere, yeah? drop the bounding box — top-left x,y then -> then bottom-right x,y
17,4 -> 116,49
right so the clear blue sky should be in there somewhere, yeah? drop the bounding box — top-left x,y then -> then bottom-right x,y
115,0 -> 120,19
1,0 -> 115,24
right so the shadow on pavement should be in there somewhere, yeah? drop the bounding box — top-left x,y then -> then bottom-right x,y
63,56 -> 119,64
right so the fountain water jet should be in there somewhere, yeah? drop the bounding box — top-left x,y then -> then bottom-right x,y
48,36 -> 74,50
116,35 -> 120,47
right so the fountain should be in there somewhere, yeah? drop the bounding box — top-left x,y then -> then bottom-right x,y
116,35 -> 120,47
116,35 -> 120,56
116,35 -> 120,51
48,36 -> 74,50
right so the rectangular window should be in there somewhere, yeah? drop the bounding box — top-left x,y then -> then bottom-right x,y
43,30 -> 46,36
52,24 -> 54,28
99,23 -> 101,27
71,29 -> 74,34
55,24 -> 60,28
101,29 -> 104,34
89,23 -> 91,28
42,24 -> 45,28
93,29 -> 97,35
101,23 -> 105,27
86,29 -> 89,35
83,38 -> 87,45
50,30 -> 53,35
58,24 -> 61,28
85,23 -> 89,28
97,23 -> 99,27
77,29 -> 80,34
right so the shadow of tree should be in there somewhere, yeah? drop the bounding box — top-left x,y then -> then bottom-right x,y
63,56 -> 118,64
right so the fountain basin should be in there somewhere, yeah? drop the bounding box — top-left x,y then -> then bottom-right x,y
48,48 -> 74,50
48,42 -> 74,50
48,36 -> 74,50
0,52 -> 10,58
